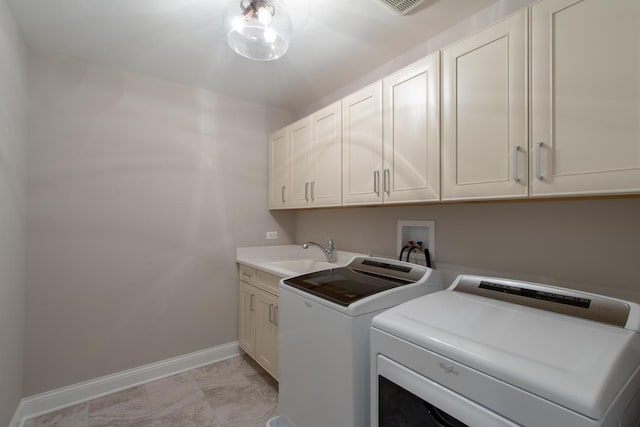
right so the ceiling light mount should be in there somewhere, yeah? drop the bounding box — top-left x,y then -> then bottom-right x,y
224,0 -> 292,61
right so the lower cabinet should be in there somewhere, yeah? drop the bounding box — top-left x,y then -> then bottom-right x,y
238,265 -> 280,380
254,289 -> 279,378
239,281 -> 257,357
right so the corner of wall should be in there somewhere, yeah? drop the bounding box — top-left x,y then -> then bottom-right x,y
0,0 -> 29,426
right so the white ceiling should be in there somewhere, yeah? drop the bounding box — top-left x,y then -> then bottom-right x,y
8,0 -> 498,111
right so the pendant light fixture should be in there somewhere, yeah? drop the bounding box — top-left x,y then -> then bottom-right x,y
224,0 -> 292,61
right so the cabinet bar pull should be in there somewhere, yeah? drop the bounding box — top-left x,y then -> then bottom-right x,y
536,142 -> 544,180
274,305 -> 279,326
311,181 -> 315,200
305,182 -> 309,201
250,294 -> 254,311
281,185 -> 286,203
268,304 -> 274,323
384,169 -> 390,195
512,146 -> 521,183
374,171 -> 380,195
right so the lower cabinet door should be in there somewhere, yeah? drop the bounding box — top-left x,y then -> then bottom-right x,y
238,281 -> 256,358
255,289 -> 279,380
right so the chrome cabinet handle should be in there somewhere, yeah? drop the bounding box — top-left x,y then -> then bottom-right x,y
536,142 -> 544,180
373,171 -> 380,195
281,185 -> 285,203
274,305 -> 279,326
311,181 -> 315,201
250,294 -> 254,312
512,146 -> 521,183
384,169 -> 390,195
268,303 -> 274,323
305,182 -> 309,201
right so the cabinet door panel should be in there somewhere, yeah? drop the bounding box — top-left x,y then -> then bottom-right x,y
442,10 -> 528,200
255,289 -> 278,379
311,101 -> 342,207
342,82 -> 383,206
289,117 -> 313,207
383,52 -> 440,203
238,281 -> 256,358
456,37 -> 508,184
531,0 -> 640,196
268,128 -> 289,209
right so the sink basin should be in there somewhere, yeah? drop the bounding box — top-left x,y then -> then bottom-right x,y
271,259 -> 337,275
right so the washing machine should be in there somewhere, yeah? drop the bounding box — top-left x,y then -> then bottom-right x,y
371,275 -> 640,426
270,256 -> 443,427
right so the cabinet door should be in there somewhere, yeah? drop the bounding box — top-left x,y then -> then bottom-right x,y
342,81 -> 383,206
289,116 -> 313,207
255,289 -> 279,379
268,127 -> 289,209
238,281 -> 256,358
531,0 -> 640,197
383,52 -> 440,204
442,10 -> 528,200
311,101 -> 342,207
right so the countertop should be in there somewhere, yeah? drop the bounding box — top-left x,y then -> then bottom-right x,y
236,245 -> 368,277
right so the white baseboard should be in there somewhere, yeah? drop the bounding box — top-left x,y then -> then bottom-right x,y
17,341 -> 240,424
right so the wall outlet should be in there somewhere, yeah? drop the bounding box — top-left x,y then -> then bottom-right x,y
266,231 -> 278,240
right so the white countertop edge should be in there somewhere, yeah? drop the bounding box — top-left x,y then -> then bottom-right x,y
236,245 -> 369,277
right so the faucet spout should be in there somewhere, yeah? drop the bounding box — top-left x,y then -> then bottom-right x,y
302,237 -> 335,263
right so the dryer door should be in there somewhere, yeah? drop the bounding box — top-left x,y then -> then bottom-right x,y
377,355 -> 517,427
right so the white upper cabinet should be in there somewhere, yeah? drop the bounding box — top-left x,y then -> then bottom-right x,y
287,103 -> 342,209
442,10 -> 528,201
271,0 -> 640,208
342,81 -> 384,206
310,101 -> 342,207
288,116 -> 313,208
383,52 -> 440,203
530,0 -> 640,197
268,127 -> 289,209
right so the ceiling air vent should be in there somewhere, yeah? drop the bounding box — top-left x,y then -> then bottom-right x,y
376,0 -> 426,15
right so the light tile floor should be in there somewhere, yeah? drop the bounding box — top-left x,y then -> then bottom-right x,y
24,355 -> 278,427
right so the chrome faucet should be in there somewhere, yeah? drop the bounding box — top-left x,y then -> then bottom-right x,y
302,237 -> 335,263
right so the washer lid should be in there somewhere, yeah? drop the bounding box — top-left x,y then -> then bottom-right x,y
372,281 -> 640,420
283,257 -> 426,307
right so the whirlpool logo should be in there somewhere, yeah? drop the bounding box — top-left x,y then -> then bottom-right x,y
438,362 -> 459,376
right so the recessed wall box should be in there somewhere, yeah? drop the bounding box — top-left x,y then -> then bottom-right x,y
397,220 -> 435,266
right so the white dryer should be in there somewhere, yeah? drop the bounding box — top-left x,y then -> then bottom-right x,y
371,275 -> 640,426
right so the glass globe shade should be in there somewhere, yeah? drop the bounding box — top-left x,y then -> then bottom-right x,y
224,1 -> 292,61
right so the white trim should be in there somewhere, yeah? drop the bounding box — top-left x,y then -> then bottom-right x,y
18,341 -> 240,423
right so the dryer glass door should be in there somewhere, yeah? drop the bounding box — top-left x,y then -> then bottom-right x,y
379,375 -> 466,426
376,355 -> 517,427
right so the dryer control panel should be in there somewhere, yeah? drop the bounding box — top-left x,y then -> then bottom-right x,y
452,276 -> 630,328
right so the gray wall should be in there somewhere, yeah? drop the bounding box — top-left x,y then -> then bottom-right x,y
0,0 -> 27,424
296,198 -> 640,302
25,49 -> 295,395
